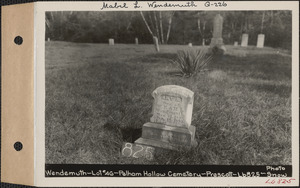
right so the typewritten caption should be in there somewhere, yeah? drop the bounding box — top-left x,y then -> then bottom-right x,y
45,165 -> 292,177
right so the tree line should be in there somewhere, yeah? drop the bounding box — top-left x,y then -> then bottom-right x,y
46,11 -> 292,49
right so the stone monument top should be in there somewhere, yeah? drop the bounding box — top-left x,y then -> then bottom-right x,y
210,14 -> 225,51
150,85 -> 194,128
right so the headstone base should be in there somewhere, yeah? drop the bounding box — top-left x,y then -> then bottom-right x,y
135,138 -> 198,151
210,37 -> 223,47
135,122 -> 197,150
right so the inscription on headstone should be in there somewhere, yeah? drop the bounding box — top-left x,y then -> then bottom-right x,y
150,85 -> 193,128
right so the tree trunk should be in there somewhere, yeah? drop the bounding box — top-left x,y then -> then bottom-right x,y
159,11 -> 164,44
270,11 -> 273,26
148,12 -> 155,31
153,12 -> 160,43
197,18 -> 202,36
202,21 -> 206,46
140,12 -> 154,37
166,11 -> 175,44
261,11 -> 265,33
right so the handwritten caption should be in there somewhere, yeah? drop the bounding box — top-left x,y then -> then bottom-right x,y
121,142 -> 154,160
265,178 -> 296,184
100,1 -> 228,10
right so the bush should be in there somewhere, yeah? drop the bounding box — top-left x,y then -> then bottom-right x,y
172,49 -> 212,77
211,46 -> 225,56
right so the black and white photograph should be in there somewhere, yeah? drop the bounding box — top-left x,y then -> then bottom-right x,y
44,8 -> 293,167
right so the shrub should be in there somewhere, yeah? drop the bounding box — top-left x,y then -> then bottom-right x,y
172,49 -> 212,77
211,46 -> 225,56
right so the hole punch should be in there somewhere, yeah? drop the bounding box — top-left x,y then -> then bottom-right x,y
14,36 -> 23,45
14,141 -> 23,151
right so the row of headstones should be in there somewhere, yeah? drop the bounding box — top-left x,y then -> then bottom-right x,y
188,33 -> 265,48
234,33 -> 265,48
108,38 -> 139,46
109,37 -> 160,52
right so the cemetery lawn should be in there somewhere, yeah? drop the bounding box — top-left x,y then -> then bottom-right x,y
46,41 -> 291,165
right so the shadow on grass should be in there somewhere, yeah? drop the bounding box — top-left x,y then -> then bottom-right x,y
132,53 -> 176,64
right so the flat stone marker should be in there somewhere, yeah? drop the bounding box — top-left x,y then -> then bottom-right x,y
241,34 -> 248,47
135,85 -> 197,150
210,14 -> 224,48
256,34 -> 265,48
109,38 -> 114,45
234,41 -> 238,46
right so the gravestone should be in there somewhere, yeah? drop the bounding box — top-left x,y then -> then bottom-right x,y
135,85 -> 197,150
153,36 -> 159,52
188,43 -> 193,47
135,38 -> 139,45
109,38 -> 114,45
210,14 -> 224,48
234,41 -> 238,46
256,34 -> 265,48
47,38 -> 50,42
241,34 -> 248,47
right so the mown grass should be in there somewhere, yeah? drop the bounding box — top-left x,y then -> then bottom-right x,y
45,41 -> 291,165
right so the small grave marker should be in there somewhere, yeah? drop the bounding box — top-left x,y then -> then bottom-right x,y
188,43 -> 192,47
47,38 -> 50,42
109,38 -> 114,45
241,34 -> 248,47
234,41 -> 238,46
256,34 -> 265,48
135,38 -> 138,45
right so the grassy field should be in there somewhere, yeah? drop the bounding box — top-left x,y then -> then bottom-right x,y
45,41 -> 291,165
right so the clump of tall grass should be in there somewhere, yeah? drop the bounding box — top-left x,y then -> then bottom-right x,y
172,49 -> 212,77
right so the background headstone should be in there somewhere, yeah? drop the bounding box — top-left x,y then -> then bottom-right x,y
234,41 -> 238,46
210,14 -> 224,47
241,34 -> 248,47
47,38 -> 50,42
256,34 -> 265,48
188,43 -> 192,47
109,38 -> 114,45
135,37 -> 138,45
153,36 -> 159,52
135,85 -> 197,150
